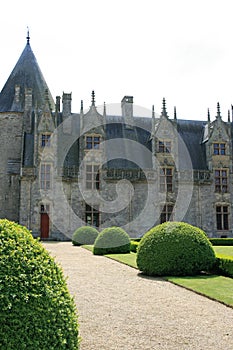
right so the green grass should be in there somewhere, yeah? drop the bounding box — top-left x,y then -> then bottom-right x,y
106,252 -> 138,268
81,245 -> 233,307
166,275 -> 233,307
214,246 -> 233,257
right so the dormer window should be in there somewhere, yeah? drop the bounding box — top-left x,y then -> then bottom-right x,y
41,134 -> 51,147
86,135 -> 100,149
213,143 -> 225,155
158,140 -> 171,153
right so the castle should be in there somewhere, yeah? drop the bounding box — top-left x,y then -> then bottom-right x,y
0,34 -> 233,240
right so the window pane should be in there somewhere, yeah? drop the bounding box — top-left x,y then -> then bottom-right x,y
223,214 -> 229,230
216,214 -> 222,230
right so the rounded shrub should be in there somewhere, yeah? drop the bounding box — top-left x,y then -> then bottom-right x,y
93,226 -> 131,255
72,226 -> 99,246
136,221 -> 216,276
0,219 -> 79,350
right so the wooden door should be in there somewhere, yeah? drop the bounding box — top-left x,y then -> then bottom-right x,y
40,213 -> 49,239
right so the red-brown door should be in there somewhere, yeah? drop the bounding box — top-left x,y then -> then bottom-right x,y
40,212 -> 49,239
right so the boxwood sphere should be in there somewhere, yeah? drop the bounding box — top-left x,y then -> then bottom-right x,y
0,219 -> 79,350
136,222 -> 216,276
93,226 -> 131,255
72,226 -> 99,246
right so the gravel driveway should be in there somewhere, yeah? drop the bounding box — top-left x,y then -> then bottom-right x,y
43,242 -> 233,350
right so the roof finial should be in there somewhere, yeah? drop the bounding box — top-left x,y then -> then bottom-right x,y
152,105 -> 155,118
174,106 -> 177,120
228,109 -> 230,123
103,101 -> 106,116
26,27 -> 30,45
207,108 -> 210,122
91,90 -> 95,106
216,102 -> 221,119
80,100 -> 83,113
161,98 -> 168,117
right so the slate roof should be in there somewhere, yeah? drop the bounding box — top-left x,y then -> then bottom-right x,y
0,41 -> 54,112
177,119 -> 208,170
61,115 -> 209,171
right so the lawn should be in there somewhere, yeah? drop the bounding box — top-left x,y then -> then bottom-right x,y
214,246 -> 233,257
82,245 -> 233,308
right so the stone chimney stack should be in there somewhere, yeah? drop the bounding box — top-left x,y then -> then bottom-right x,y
62,93 -> 72,118
24,88 -> 33,132
25,88 -> 33,111
56,96 -> 61,112
121,96 -> 134,127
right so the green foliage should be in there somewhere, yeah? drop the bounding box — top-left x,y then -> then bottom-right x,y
210,238 -> 233,246
213,254 -> 233,278
130,241 -> 140,252
0,219 -> 79,350
136,222 -> 216,276
72,226 -> 99,246
93,227 -> 131,255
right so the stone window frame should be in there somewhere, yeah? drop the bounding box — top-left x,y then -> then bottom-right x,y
213,142 -> 226,155
41,133 -> 51,147
85,134 -> 101,150
160,203 -> 174,224
159,167 -> 173,193
214,168 -> 228,193
216,204 -> 230,231
158,140 -> 172,153
40,163 -> 52,190
85,164 -> 100,190
85,204 -> 100,227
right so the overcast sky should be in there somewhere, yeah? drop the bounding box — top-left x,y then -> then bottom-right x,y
1,0 -> 233,120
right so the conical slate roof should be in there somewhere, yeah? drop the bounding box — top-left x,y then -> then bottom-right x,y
0,38 -> 54,112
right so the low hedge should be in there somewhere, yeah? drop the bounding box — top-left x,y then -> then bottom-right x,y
72,226 -> 99,246
93,227 -> 131,255
130,241 -> 140,252
213,254 -> 233,277
210,238 -> 233,246
0,219 -> 79,350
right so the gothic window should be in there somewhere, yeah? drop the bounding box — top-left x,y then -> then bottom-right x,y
85,204 -> 100,227
160,204 -> 174,223
160,167 -> 173,192
40,204 -> 50,213
40,164 -> 51,190
215,169 -> 228,193
85,135 -> 100,149
158,140 -> 171,153
216,205 -> 229,230
85,164 -> 100,190
213,143 -> 226,155
41,134 -> 51,147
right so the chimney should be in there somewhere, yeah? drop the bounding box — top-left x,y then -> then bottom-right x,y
56,96 -> 61,112
121,96 -> 134,127
62,92 -> 72,118
25,88 -> 32,111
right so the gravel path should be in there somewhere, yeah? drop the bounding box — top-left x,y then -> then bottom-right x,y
43,242 -> 233,350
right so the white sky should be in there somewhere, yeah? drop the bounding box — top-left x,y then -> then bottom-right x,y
1,0 -> 233,120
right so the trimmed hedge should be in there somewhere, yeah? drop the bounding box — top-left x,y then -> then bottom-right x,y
213,254 -> 233,277
72,226 -> 99,246
93,227 -> 131,255
130,241 -> 140,252
0,219 -> 79,350
136,222 -> 216,276
210,238 -> 233,246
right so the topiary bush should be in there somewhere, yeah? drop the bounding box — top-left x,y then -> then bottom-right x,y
72,226 -> 99,246
0,219 -> 79,350
136,221 -> 216,276
93,226 -> 131,255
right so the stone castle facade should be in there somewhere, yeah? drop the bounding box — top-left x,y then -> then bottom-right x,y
0,35 -> 233,240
